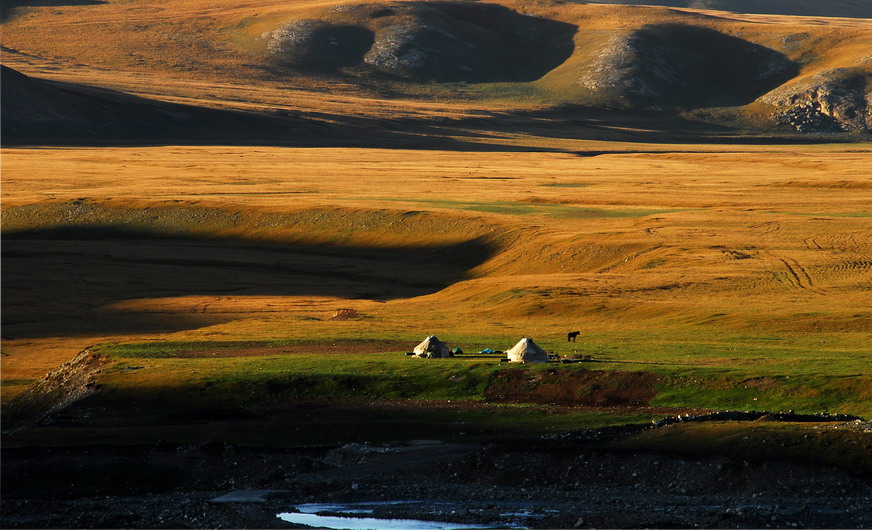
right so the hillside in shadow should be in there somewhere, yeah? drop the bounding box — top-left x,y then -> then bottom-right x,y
3,65 -> 840,149
0,0 -> 104,21
2,225 -> 495,338
264,2 -> 577,82
0,65 -> 353,147
579,24 -> 798,109
0,65 -> 551,149
1,65 -> 511,149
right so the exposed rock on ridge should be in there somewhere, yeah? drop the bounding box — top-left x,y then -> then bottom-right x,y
263,19 -> 374,69
263,2 -> 576,82
761,68 -> 872,132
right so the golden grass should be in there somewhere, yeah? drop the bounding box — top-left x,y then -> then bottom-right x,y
4,145 -> 871,211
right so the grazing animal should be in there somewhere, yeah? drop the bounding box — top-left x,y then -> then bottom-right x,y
567,331 -> 580,342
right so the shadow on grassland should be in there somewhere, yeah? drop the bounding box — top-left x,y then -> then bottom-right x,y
405,104 -> 853,147
1,65 -> 495,150
2,65 -> 849,150
0,65 -> 415,149
1,226 -> 496,338
0,0 -> 105,21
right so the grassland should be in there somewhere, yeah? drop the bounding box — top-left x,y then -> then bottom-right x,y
2,143 -> 870,441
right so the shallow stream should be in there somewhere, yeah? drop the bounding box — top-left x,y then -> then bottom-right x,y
277,500 -> 534,529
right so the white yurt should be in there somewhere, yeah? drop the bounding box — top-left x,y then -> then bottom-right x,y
413,335 -> 452,358
505,337 -> 547,363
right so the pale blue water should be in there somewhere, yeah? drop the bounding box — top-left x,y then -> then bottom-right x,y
277,501 -> 528,530
277,511 -> 513,529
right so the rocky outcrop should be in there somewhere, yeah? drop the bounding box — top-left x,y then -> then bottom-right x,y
362,21 -> 469,80
263,2 -> 576,82
262,19 -> 374,69
760,68 -> 872,132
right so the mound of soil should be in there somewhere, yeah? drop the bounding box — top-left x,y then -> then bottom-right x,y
0,66 -> 318,145
485,368 -> 660,406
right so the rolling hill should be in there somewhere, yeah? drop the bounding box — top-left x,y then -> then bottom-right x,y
263,2 -> 576,82
0,65 -> 317,144
2,0 -> 871,134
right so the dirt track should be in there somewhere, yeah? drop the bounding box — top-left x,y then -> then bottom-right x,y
3,433 -> 871,529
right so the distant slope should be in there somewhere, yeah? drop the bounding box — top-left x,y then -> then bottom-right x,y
580,0 -> 872,18
0,65 -> 466,146
3,1 -> 872,134
0,65 -> 292,143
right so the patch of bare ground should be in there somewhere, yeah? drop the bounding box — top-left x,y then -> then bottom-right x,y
740,376 -> 779,392
328,308 -> 359,321
485,369 -> 660,407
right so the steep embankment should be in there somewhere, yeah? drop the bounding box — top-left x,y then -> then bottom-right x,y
1,347 -> 111,432
760,67 -> 872,132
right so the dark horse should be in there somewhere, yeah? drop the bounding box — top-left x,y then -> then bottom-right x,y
567,331 -> 580,342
